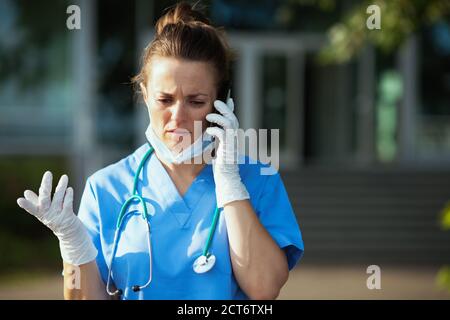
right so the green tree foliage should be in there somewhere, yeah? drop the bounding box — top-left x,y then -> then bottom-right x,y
437,202 -> 450,292
323,0 -> 450,63
282,0 -> 450,63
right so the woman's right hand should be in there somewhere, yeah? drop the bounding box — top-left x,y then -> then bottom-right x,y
17,171 -> 98,266
17,171 -> 75,235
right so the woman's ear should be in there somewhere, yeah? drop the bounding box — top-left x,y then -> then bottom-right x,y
140,82 -> 148,104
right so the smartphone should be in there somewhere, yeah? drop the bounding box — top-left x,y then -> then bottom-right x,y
207,82 -> 231,158
208,81 -> 231,128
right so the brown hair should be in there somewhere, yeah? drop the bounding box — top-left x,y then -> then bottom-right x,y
132,1 -> 234,101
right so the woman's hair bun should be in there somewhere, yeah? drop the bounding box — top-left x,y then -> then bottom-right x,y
133,1 -> 233,101
155,2 -> 211,36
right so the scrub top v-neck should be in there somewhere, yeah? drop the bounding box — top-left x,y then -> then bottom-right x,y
78,143 -> 304,300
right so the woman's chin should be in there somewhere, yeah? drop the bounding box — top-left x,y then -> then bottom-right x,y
165,132 -> 194,145
164,138 -> 190,152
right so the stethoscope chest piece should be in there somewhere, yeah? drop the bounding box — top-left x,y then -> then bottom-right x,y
193,254 -> 216,274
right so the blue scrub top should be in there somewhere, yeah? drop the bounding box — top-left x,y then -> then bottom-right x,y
77,143 -> 304,300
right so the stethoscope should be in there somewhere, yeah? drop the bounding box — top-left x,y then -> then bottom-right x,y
106,143 -> 221,297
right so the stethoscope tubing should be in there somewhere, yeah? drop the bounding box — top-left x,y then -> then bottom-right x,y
105,143 -> 220,298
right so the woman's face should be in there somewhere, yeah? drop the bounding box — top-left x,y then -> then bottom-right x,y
141,56 -> 217,151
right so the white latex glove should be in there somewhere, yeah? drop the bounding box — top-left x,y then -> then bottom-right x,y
17,171 -> 97,266
205,97 -> 250,208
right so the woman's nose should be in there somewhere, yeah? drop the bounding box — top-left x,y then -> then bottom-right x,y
170,100 -> 187,121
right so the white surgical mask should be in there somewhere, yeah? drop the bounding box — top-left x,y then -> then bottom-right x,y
145,124 -> 214,164
144,97 -> 214,164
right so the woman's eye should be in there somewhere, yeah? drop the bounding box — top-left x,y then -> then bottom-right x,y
190,101 -> 205,106
156,99 -> 204,106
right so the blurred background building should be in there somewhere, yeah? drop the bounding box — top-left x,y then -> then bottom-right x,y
1,0 -> 450,298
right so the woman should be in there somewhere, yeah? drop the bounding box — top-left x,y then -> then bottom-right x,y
16,2 -> 304,300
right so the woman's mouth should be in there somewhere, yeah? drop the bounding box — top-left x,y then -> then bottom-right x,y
166,128 -> 191,141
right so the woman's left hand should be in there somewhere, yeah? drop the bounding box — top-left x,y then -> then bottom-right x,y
205,97 -> 250,208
